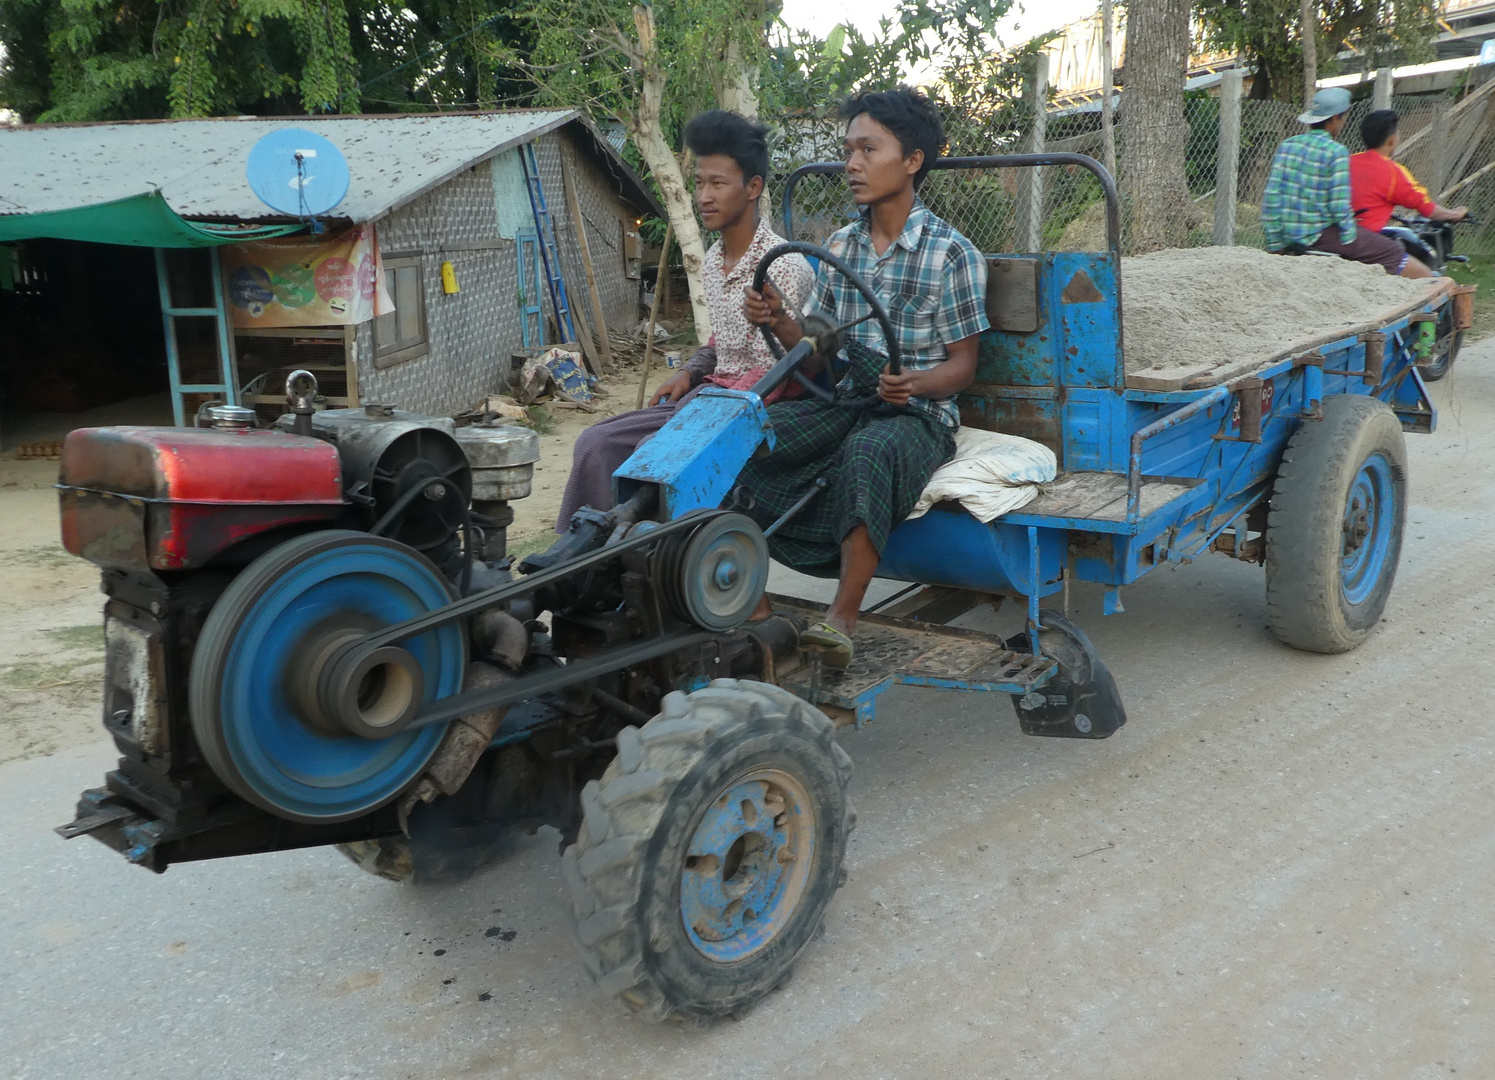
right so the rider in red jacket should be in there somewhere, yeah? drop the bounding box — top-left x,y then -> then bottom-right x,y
1350,110 -> 1467,274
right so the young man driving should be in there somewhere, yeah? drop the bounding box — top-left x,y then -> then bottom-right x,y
741,87 -> 989,667
555,109 -> 814,531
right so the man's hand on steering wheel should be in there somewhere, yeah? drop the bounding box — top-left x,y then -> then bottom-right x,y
743,281 -> 806,351
878,368 -> 916,407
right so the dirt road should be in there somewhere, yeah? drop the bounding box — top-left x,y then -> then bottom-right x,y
3,348 -> 1494,1079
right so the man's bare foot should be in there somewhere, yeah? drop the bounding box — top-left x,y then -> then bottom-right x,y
823,609 -> 857,638
748,594 -> 773,621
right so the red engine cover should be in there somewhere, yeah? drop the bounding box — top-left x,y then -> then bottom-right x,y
59,426 -> 346,571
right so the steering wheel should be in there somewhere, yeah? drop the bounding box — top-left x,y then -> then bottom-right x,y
751,241 -> 903,406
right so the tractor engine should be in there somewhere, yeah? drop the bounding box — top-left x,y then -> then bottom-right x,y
55,382 -> 791,877
55,394 -> 537,868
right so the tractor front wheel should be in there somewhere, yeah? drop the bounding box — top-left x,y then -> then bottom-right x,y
562,680 -> 853,1023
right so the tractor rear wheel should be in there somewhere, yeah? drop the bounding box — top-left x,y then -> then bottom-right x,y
1266,395 -> 1407,653
562,680 -> 853,1023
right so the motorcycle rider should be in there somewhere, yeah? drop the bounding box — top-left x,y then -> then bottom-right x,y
1350,109 -> 1468,276
1261,87 -> 1423,277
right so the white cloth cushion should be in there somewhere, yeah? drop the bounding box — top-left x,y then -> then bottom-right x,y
907,426 -> 1058,524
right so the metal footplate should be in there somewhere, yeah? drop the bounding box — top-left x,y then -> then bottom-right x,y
768,596 -> 1057,729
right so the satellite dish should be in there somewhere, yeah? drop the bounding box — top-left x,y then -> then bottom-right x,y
246,128 -> 350,218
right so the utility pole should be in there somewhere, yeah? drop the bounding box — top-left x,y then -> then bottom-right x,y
1301,0 -> 1318,104
1100,0 -> 1117,181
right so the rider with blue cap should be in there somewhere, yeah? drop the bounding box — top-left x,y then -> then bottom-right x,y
1261,87 -> 1417,276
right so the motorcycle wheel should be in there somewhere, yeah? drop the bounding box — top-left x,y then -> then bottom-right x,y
1422,305 -> 1461,383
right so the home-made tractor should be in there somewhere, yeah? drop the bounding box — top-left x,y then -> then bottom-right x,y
54,245 -> 1090,1024
57,154 -> 1440,1024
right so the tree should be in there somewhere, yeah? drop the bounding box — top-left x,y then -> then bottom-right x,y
1124,0 -> 1199,251
0,0 -> 362,122
1193,0 -> 1438,102
495,0 -> 763,339
0,1 -> 541,123
501,0 -> 1015,342
351,1 -> 540,112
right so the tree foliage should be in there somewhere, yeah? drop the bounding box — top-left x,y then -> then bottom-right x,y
0,0 -> 360,122
0,1 -> 540,123
1192,0 -> 1439,102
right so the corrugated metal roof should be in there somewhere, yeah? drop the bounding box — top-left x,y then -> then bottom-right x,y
0,110 -> 585,223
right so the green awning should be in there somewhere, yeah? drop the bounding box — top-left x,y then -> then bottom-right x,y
0,190 -> 303,247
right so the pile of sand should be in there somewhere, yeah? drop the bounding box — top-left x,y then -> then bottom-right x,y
1121,246 -> 1437,381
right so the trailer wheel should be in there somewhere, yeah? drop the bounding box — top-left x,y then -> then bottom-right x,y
562,680 -> 853,1023
1266,395 -> 1407,653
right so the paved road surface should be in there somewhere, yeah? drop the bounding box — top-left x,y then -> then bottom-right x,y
5,349 -> 1495,1080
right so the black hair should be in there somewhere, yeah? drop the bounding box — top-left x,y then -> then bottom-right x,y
682,109 -> 770,188
839,86 -> 946,186
1360,109 -> 1399,150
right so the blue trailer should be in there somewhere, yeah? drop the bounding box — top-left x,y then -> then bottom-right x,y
753,154 -> 1444,719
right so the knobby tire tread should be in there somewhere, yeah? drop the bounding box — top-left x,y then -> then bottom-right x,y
561,679 -> 854,1024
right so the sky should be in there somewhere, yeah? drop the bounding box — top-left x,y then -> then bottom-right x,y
778,0 -> 1100,54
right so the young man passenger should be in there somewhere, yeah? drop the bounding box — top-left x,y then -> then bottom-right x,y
1350,108 -> 1468,277
555,110 -> 814,531
741,87 -> 989,666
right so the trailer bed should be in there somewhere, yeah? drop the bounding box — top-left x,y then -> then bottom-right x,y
1003,472 -> 1201,526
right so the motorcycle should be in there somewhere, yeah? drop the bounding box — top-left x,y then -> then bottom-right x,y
1381,214 -> 1479,381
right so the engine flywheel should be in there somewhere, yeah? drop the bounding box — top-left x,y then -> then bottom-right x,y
188,530 -> 465,823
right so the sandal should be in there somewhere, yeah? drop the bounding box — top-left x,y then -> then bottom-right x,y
800,621 -> 855,670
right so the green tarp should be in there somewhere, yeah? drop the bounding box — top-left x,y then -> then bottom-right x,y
0,190 -> 301,248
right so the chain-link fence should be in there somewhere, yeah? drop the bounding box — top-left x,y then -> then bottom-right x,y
775,83 -> 1495,260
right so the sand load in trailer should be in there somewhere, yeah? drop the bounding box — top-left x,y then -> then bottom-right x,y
1120,247 -> 1455,391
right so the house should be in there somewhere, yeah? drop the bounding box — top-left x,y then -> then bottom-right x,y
0,110 -> 663,430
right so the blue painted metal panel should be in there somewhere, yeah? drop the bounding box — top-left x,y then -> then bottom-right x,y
876,507 -> 1065,595
1052,252 -> 1122,389
959,251 -> 1123,471
612,387 -> 774,517
958,388 -> 1062,464
1062,388 -> 1129,472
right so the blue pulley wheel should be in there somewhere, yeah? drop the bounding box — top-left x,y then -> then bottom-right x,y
189,530 -> 464,823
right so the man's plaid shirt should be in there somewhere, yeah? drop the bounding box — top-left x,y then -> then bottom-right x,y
1261,129 -> 1357,251
806,199 -> 989,428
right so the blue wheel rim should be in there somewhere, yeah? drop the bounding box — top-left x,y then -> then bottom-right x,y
1340,452 -> 1395,608
680,769 -> 816,963
212,540 -> 462,821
